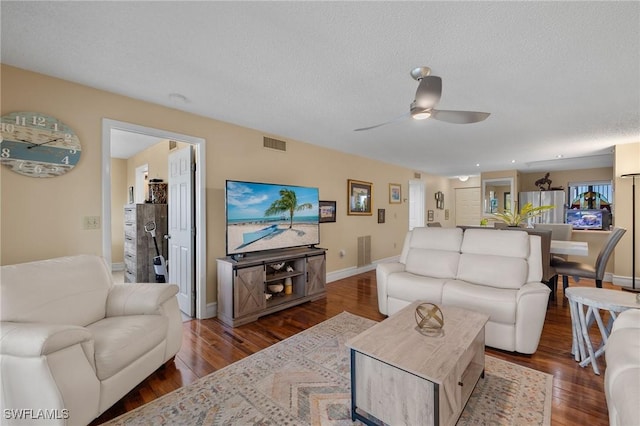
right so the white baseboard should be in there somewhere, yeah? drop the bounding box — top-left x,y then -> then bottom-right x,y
612,274 -> 640,289
326,255 -> 400,283
203,302 -> 217,319
111,262 -> 125,272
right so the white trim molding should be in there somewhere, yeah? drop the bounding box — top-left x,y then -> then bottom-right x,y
326,255 -> 400,283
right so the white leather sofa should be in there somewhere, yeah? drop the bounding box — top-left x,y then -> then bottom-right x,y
0,255 -> 183,426
605,308 -> 640,426
377,227 -> 551,354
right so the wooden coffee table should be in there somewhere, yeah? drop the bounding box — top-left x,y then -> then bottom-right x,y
346,301 -> 489,426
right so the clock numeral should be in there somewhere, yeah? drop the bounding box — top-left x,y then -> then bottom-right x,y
69,149 -> 77,154
17,161 -> 24,169
15,116 -> 26,126
34,165 -> 43,174
52,123 -> 59,132
32,116 -> 47,127
61,156 -> 70,165
1,123 -> 15,133
64,133 -> 72,141
1,148 -> 10,158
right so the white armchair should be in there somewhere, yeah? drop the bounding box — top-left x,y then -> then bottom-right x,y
0,255 -> 183,426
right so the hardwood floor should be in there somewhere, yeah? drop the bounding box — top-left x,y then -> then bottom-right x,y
92,272 -> 616,425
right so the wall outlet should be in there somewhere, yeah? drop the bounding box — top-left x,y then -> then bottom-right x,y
83,216 -> 101,230
339,249 -> 346,258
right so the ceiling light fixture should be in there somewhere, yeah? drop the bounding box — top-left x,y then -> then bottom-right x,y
511,159 -> 516,163
458,175 -> 469,182
556,154 -> 564,159
476,163 -> 480,167
409,101 -> 432,120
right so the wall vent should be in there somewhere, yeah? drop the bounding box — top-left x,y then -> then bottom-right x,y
414,172 -> 422,179
263,137 -> 287,152
357,235 -> 372,268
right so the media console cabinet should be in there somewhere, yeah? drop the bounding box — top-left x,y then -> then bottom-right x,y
216,247 -> 327,327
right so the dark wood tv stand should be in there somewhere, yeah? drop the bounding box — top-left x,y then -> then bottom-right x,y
216,247 -> 327,327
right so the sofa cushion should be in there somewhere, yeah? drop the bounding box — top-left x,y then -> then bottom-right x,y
457,229 -> 530,289
404,227 -> 462,278
457,254 -> 528,289
0,255 -> 111,326
442,280 -> 518,324
409,227 -> 463,251
461,229 -> 530,258
387,272 -> 446,304
405,249 -> 460,279
86,315 -> 168,380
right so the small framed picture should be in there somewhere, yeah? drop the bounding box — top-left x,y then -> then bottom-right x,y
427,210 -> 434,222
348,179 -> 373,215
319,200 -> 337,223
389,183 -> 401,204
128,186 -> 134,204
378,208 -> 386,223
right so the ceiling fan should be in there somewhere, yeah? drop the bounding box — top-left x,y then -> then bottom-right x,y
354,67 -> 491,131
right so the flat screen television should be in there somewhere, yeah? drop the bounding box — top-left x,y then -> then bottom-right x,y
565,209 -> 611,230
226,180 -> 320,256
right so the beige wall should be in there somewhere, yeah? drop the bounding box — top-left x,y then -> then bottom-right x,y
1,65 -> 441,304
614,142 -> 640,285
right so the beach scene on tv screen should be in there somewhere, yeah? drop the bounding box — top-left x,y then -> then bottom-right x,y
227,181 -> 320,254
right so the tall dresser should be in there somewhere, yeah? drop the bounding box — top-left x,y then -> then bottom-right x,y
123,203 -> 168,283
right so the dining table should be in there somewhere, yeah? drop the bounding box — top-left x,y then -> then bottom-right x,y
550,240 -> 589,256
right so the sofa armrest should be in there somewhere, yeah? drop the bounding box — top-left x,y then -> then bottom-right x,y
514,282 -> 551,354
0,322 -> 93,357
376,262 -> 406,315
106,283 -> 179,317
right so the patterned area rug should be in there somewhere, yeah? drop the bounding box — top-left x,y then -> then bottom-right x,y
105,312 -> 552,425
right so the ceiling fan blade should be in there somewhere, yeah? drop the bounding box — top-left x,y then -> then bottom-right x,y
431,109 -> 490,124
354,112 -> 410,131
414,76 -> 442,109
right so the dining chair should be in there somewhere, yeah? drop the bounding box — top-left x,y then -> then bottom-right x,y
554,227 -> 626,291
534,223 -> 573,262
534,223 -> 573,299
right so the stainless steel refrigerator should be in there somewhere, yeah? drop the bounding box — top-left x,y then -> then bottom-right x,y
519,190 -> 565,225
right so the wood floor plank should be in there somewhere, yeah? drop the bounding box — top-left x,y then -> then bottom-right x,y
92,272 -> 614,425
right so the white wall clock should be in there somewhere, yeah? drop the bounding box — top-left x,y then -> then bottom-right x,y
0,111 -> 82,178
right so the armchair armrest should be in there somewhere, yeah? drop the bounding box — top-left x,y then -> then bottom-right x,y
106,283 -> 179,317
0,322 -> 92,357
376,262 -> 406,315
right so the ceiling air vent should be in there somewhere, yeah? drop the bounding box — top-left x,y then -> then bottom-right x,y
414,172 -> 422,179
263,137 -> 287,152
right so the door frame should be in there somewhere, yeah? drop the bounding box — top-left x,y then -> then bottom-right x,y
101,119 -> 208,319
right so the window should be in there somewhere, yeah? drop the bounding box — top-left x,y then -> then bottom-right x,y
567,180 -> 612,211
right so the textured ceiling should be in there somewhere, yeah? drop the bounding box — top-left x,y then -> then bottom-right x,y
2,1 -> 639,177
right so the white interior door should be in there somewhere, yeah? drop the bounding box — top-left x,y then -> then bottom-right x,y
168,146 -> 195,316
455,187 -> 481,226
409,180 -> 425,230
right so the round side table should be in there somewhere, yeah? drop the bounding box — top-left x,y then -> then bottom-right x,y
565,287 -> 640,375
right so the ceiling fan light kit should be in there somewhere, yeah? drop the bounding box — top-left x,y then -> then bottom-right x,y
355,66 -> 491,131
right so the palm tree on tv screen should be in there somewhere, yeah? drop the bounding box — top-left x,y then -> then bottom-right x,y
264,189 -> 312,229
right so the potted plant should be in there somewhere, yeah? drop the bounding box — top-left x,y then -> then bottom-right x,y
491,202 -> 555,227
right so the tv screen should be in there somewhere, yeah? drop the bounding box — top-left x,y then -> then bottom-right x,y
226,180 -> 320,256
565,209 -> 603,230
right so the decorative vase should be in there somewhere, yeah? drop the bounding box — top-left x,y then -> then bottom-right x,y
284,277 -> 293,295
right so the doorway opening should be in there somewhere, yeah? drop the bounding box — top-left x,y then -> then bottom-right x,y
101,119 -> 207,319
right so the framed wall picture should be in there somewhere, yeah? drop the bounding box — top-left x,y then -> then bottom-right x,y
389,183 -> 402,204
435,191 -> 445,210
128,186 -> 134,204
427,210 -> 434,222
378,209 -> 386,223
319,200 -> 337,223
348,179 -> 373,215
